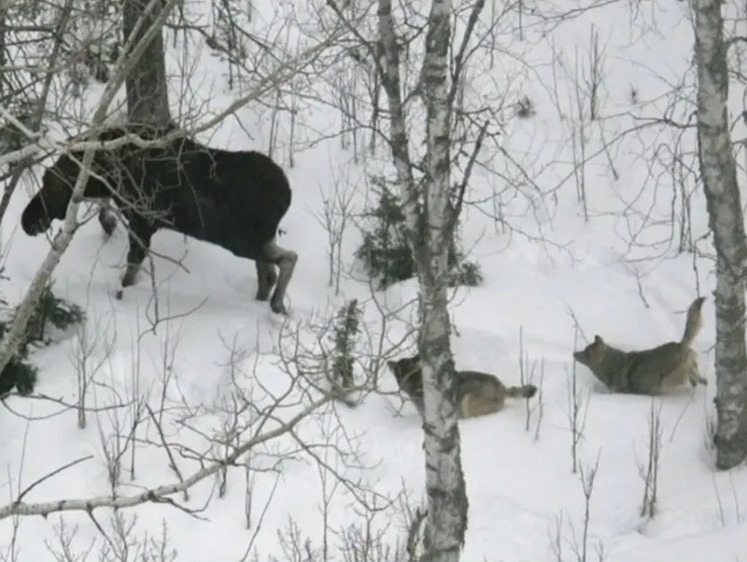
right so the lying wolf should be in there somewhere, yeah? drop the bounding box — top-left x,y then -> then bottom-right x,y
386,355 -> 537,418
573,297 -> 707,395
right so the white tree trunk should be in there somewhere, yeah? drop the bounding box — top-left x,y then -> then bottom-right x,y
376,0 -> 419,240
692,0 -> 747,469
377,1 -> 467,559
418,1 -> 468,559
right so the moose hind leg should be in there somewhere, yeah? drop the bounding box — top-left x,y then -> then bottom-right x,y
255,260 -> 278,301
262,239 -> 298,314
121,228 -> 153,289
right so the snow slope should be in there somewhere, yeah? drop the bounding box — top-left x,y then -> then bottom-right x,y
1,0 -> 746,560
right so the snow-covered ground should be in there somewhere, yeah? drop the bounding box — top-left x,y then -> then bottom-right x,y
1,0 -> 746,560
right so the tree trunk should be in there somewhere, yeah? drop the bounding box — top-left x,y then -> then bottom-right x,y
692,0 -> 747,469
376,1 -> 467,559
417,1 -> 468,559
123,0 -> 171,125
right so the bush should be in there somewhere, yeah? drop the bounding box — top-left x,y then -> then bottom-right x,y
0,281 -> 85,397
332,299 -> 362,390
0,312 -> 38,397
0,359 -> 38,396
515,95 -> 536,119
356,182 -> 415,289
25,283 -> 85,345
446,257 -> 484,287
356,176 -> 483,289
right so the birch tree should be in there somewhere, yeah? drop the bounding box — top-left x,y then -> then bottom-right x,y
692,0 -> 747,469
372,1 -> 487,558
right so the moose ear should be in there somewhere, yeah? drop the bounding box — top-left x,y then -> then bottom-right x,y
594,335 -> 603,344
386,361 -> 396,371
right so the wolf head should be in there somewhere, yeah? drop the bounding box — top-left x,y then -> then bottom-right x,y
386,355 -> 423,394
573,335 -> 608,370
386,355 -> 425,414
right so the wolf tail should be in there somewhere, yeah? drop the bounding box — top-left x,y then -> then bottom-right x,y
681,297 -> 706,346
506,384 -> 538,399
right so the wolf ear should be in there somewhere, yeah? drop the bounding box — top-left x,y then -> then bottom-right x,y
594,335 -> 604,344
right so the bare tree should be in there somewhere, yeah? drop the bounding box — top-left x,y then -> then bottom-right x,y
639,399 -> 662,519
376,2 -> 464,557
319,0 -> 493,556
0,0 -> 182,381
692,0 -> 747,469
0,0 -> 81,226
376,1 -> 491,558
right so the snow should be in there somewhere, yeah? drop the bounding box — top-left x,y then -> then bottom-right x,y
0,0 -> 746,560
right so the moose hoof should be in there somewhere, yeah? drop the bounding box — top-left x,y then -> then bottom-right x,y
121,269 -> 138,288
270,300 -> 287,315
115,289 -> 124,300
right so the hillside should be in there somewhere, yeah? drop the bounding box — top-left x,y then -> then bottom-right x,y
0,1 -> 745,561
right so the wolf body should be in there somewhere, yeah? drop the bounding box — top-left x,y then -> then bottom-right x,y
573,297 -> 707,395
386,355 -> 537,419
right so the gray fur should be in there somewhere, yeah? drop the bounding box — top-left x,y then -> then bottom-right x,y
386,355 -> 537,419
573,297 -> 707,395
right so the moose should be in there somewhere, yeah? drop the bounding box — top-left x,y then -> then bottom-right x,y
21,125 -> 297,314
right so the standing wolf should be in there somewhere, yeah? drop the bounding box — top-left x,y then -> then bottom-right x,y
573,297 -> 707,395
386,355 -> 537,418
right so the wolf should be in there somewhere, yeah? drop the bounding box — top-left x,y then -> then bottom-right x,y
386,355 -> 538,419
572,297 -> 707,395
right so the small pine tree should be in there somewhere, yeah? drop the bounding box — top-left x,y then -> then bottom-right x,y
0,314 -> 38,397
0,281 -> 84,397
356,176 -> 483,289
356,180 -> 415,289
446,255 -> 484,287
0,358 -> 38,396
332,299 -> 361,390
25,283 -> 85,344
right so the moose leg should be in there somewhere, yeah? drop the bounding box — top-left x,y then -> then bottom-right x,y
255,260 -> 278,302
262,239 -> 298,314
121,227 -> 154,289
97,201 -> 117,236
